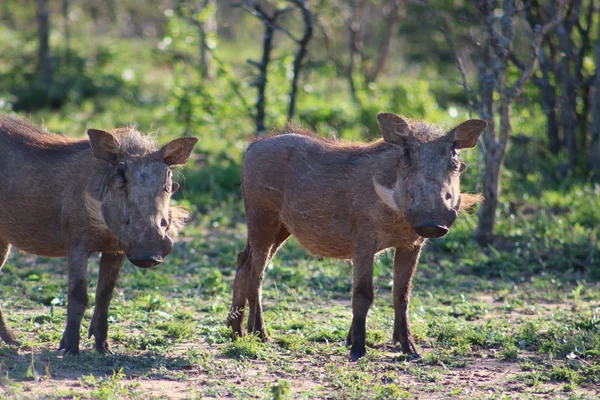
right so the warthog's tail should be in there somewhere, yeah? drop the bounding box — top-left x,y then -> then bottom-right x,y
0,306 -> 19,346
236,242 -> 250,270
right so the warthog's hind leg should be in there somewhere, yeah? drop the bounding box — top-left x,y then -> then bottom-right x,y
228,245 -> 250,338
0,242 -> 19,346
229,209 -> 289,341
88,252 -> 124,354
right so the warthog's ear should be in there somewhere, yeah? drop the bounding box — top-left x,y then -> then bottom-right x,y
88,129 -> 121,163
158,137 -> 198,166
377,113 -> 410,145
449,119 -> 487,149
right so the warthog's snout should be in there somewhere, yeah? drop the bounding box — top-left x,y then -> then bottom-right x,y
414,223 -> 449,238
129,255 -> 164,268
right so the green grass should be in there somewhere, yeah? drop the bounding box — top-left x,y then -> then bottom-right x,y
0,204 -> 599,398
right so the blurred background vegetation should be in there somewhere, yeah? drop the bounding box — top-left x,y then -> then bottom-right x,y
0,0 -> 598,277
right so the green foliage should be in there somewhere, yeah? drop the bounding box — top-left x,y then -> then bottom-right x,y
222,335 -> 269,359
270,379 -> 291,400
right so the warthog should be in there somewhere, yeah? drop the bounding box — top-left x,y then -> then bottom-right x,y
228,113 -> 486,360
0,116 -> 197,354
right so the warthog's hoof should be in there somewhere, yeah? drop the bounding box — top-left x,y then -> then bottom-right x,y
0,335 -> 21,347
255,330 -> 270,343
95,341 -> 113,354
227,322 -> 245,341
58,337 -> 80,355
393,333 -> 420,358
0,326 -> 21,347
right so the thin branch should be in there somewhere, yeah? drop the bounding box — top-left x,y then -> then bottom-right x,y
507,0 -> 570,100
423,0 -> 474,117
287,0 -> 314,121
233,1 -> 299,42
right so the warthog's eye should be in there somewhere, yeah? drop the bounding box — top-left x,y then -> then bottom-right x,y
450,158 -> 460,171
160,218 -> 169,228
163,169 -> 173,193
399,146 -> 411,168
450,148 -> 460,172
114,163 -> 127,189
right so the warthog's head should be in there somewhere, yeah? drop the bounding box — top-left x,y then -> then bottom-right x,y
86,128 -> 198,268
374,113 -> 486,239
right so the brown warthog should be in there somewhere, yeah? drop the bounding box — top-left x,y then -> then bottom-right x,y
228,113 -> 486,360
0,116 -> 197,354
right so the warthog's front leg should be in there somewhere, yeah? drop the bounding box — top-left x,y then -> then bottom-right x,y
347,237 -> 376,361
88,252 -> 124,353
0,242 -> 19,346
392,246 -> 421,357
59,244 -> 89,355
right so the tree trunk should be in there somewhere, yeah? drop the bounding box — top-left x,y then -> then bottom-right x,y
37,0 -> 52,85
63,0 -> 71,65
537,45 -> 561,154
346,0 -> 366,105
556,22 -> 578,171
590,29 -> 600,175
476,143 -> 505,244
106,0 -> 118,23
287,0 -> 314,122
199,0 -> 216,80
254,20 -> 275,135
365,0 -> 404,83
476,104 -> 510,245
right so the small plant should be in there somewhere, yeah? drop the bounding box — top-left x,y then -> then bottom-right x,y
500,345 -> 519,361
25,352 -> 39,381
270,379 -> 291,400
222,335 -> 268,359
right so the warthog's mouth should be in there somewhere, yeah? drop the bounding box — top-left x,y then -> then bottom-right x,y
414,224 -> 450,238
128,255 -> 164,268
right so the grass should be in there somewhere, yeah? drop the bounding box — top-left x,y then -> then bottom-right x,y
0,206 -> 599,399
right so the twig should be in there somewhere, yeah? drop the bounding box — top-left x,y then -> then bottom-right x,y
287,0 -> 314,121
507,0 -> 570,101
423,0 -> 474,117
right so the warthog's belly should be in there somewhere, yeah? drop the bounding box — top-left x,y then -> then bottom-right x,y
5,237 -> 68,258
280,207 -> 355,259
292,233 -> 354,259
279,205 -> 424,260
0,219 -> 68,257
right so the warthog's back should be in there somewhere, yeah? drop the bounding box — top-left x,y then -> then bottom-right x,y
0,117 -> 91,256
242,131 -> 417,258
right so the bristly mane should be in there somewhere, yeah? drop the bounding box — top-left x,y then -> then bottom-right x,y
0,116 -> 158,157
107,127 -> 158,157
257,120 -> 448,149
256,123 -> 388,152
0,115 -> 89,151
